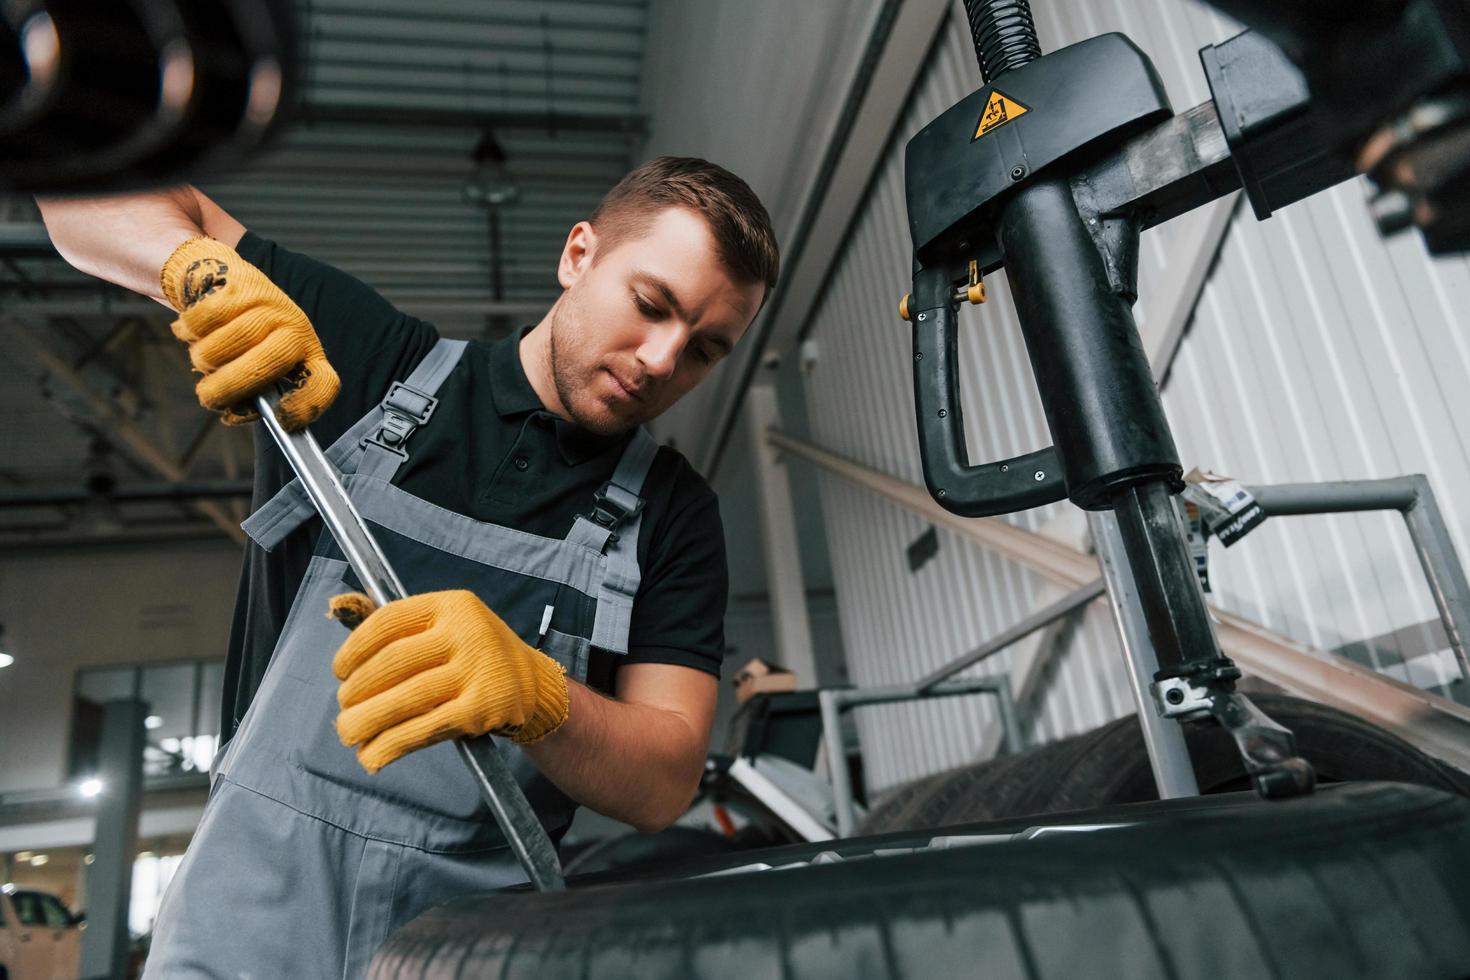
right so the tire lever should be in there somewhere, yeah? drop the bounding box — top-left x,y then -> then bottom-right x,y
254,392 -> 567,892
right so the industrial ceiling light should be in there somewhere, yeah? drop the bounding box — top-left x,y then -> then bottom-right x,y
144,715 -> 164,730
78,438 -> 124,533
29,854 -> 48,866
0,623 -> 12,669
78,777 -> 104,798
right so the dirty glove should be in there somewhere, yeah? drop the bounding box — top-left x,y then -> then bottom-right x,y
328,590 -> 571,774
160,235 -> 339,430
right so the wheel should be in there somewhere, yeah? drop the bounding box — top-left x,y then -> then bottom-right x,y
563,827 -> 748,876
370,782 -> 1470,979
861,694 -> 1469,833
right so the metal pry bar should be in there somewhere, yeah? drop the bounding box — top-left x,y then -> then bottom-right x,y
255,393 -> 567,892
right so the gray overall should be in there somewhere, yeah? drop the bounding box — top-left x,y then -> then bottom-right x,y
144,339 -> 659,979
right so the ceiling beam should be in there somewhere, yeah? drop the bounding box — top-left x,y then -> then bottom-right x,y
0,480 -> 254,509
0,295 -> 549,321
296,102 -> 646,135
4,318 -> 246,545
0,522 -> 232,551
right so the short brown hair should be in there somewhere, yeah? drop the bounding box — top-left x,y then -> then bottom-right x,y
589,156 -> 779,290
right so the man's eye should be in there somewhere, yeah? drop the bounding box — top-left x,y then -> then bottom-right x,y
634,295 -> 660,318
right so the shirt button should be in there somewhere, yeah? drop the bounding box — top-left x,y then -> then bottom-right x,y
514,456 -> 529,471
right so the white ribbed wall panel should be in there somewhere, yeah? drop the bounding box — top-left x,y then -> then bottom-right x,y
1163,183 -> 1470,692
801,0 -> 1470,793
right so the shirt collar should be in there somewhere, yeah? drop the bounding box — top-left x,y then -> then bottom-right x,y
487,324 -> 546,418
488,324 -> 630,466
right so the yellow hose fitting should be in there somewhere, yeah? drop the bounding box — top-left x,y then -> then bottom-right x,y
966,259 -> 986,305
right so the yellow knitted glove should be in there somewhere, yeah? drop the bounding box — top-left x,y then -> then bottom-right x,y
160,236 -> 339,430
328,590 -> 570,774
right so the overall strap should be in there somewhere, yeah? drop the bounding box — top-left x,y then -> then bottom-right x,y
565,427 -> 659,655
241,338 -> 468,550
353,339 -> 465,482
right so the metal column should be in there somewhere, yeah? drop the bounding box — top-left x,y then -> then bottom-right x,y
817,689 -> 855,837
80,697 -> 147,980
746,383 -> 819,686
1088,512 -> 1200,798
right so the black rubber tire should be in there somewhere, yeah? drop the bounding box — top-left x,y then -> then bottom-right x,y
856,767 -> 951,833
371,782 -> 1470,979
863,695 -> 1470,833
863,734 -> 1069,833
857,725 -> 1101,834
562,827 -> 746,876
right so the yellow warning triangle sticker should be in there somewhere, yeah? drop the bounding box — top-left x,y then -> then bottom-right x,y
974,89 -> 1029,139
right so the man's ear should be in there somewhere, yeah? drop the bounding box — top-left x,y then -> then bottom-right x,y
557,221 -> 596,289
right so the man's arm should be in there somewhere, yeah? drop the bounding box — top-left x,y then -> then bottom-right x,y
37,186 -> 246,307
40,188 -> 338,429
522,663 -> 717,833
330,590 -> 720,836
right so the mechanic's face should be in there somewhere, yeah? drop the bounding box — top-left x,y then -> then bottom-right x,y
544,207 -> 765,435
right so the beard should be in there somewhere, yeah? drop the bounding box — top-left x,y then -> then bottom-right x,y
548,294 -> 644,436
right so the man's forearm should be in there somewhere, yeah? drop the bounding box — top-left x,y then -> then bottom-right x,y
521,679 -> 709,833
36,186 -> 243,307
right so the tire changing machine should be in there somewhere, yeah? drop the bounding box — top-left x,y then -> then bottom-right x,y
369,3 -> 1470,974
900,0 -> 1470,800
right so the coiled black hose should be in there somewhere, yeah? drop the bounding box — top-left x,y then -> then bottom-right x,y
963,0 -> 1042,82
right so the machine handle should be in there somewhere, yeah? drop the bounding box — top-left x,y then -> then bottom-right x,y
911,296 -> 1066,516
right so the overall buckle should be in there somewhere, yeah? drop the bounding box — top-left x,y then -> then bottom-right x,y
590,481 -> 646,542
361,382 -> 438,459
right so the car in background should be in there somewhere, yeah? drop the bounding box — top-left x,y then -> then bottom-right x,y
0,886 -> 82,980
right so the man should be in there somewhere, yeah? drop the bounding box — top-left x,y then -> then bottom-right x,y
38,156 -> 778,977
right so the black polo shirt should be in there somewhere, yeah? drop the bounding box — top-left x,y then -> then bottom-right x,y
219,232 -> 727,742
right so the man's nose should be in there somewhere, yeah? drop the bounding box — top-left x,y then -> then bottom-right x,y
636,324 -> 685,380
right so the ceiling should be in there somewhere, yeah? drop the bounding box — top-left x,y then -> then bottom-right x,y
0,0 -> 651,547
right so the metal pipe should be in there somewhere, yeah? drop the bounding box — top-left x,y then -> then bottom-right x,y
1400,478 -> 1470,682
255,396 -> 566,892
831,676 -> 1012,709
1249,478 -> 1420,516
817,689 -> 856,837
993,678 -> 1026,754
915,578 -> 1104,692
1088,511 -> 1200,798
1248,475 -> 1470,683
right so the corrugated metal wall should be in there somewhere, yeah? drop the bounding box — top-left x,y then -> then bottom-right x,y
1164,189 -> 1470,692
800,0 -> 1470,793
